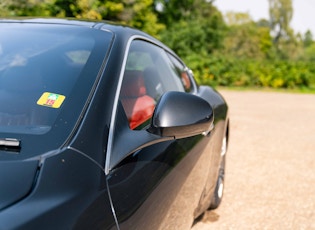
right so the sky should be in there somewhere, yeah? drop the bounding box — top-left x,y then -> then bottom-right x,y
213,0 -> 315,35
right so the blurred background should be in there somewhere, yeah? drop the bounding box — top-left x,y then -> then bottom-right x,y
0,0 -> 315,92
1,0 -> 314,92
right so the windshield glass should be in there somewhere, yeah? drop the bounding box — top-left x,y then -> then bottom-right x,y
0,23 -> 112,136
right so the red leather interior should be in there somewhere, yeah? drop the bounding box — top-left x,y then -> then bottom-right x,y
120,70 -> 155,129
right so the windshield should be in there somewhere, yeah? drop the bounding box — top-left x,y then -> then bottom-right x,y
0,22 -> 113,158
0,23 -> 112,136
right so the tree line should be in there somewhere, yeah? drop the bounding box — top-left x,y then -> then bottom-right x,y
1,0 -> 315,90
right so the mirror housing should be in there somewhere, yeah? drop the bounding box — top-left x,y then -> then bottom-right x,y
149,91 -> 214,139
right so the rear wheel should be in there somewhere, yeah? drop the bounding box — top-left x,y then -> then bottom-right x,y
210,135 -> 227,209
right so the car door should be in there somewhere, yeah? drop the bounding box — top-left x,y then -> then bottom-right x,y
106,39 -> 215,229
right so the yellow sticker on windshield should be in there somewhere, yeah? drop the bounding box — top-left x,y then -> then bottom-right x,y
37,92 -> 65,108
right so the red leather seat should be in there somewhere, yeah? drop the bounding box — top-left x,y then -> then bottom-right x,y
120,70 -> 155,129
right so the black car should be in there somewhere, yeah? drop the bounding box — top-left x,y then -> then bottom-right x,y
0,18 -> 229,230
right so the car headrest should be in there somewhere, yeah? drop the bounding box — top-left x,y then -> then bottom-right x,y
121,70 -> 146,98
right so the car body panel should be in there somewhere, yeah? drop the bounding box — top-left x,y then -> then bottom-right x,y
107,86 -> 227,230
0,160 -> 38,210
0,149 -> 117,230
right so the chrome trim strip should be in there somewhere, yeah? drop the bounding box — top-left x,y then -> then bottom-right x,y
106,179 -> 121,230
105,35 -> 154,175
68,146 -> 104,170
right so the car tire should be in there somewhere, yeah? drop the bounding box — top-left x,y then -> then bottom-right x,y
209,135 -> 227,209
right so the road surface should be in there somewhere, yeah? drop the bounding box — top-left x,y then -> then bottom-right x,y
192,90 -> 315,229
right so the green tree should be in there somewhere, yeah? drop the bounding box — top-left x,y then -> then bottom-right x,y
73,0 -> 165,37
268,0 -> 293,44
303,30 -> 314,48
225,11 -> 252,25
0,0 -> 12,16
21,0 -> 164,37
49,0 -> 77,17
156,1 -> 226,85
158,1 -> 226,55
155,0 -> 196,27
70,0 -> 102,19
305,43 -> 315,61
268,0 -> 305,60
107,0 -> 164,37
223,12 -> 273,59
3,0 -> 53,16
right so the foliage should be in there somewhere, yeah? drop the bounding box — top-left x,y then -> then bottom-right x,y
190,55 -> 315,90
3,0 -> 54,16
118,0 -> 164,37
304,43 -> 315,62
0,0 -> 314,90
223,12 -> 274,60
159,2 -> 226,57
156,0 -> 203,27
303,30 -> 314,48
0,0 -> 13,16
0,0 -> 164,37
269,0 -> 293,43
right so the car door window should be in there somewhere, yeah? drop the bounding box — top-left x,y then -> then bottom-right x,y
167,53 -> 194,93
119,40 -> 185,130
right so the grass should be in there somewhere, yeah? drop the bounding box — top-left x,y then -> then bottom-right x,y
215,86 -> 315,94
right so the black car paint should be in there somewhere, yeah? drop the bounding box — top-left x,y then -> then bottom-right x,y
150,91 -> 214,138
0,148 -> 117,229
107,86 -> 227,229
0,160 -> 38,211
0,19 -> 229,229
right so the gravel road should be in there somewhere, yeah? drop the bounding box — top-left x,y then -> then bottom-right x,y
192,90 -> 315,230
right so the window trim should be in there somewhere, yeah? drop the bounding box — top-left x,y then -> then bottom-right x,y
105,35 -> 161,174
166,52 -> 198,95
105,36 -> 198,174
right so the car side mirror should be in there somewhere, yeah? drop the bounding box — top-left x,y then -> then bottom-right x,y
148,91 -> 214,139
